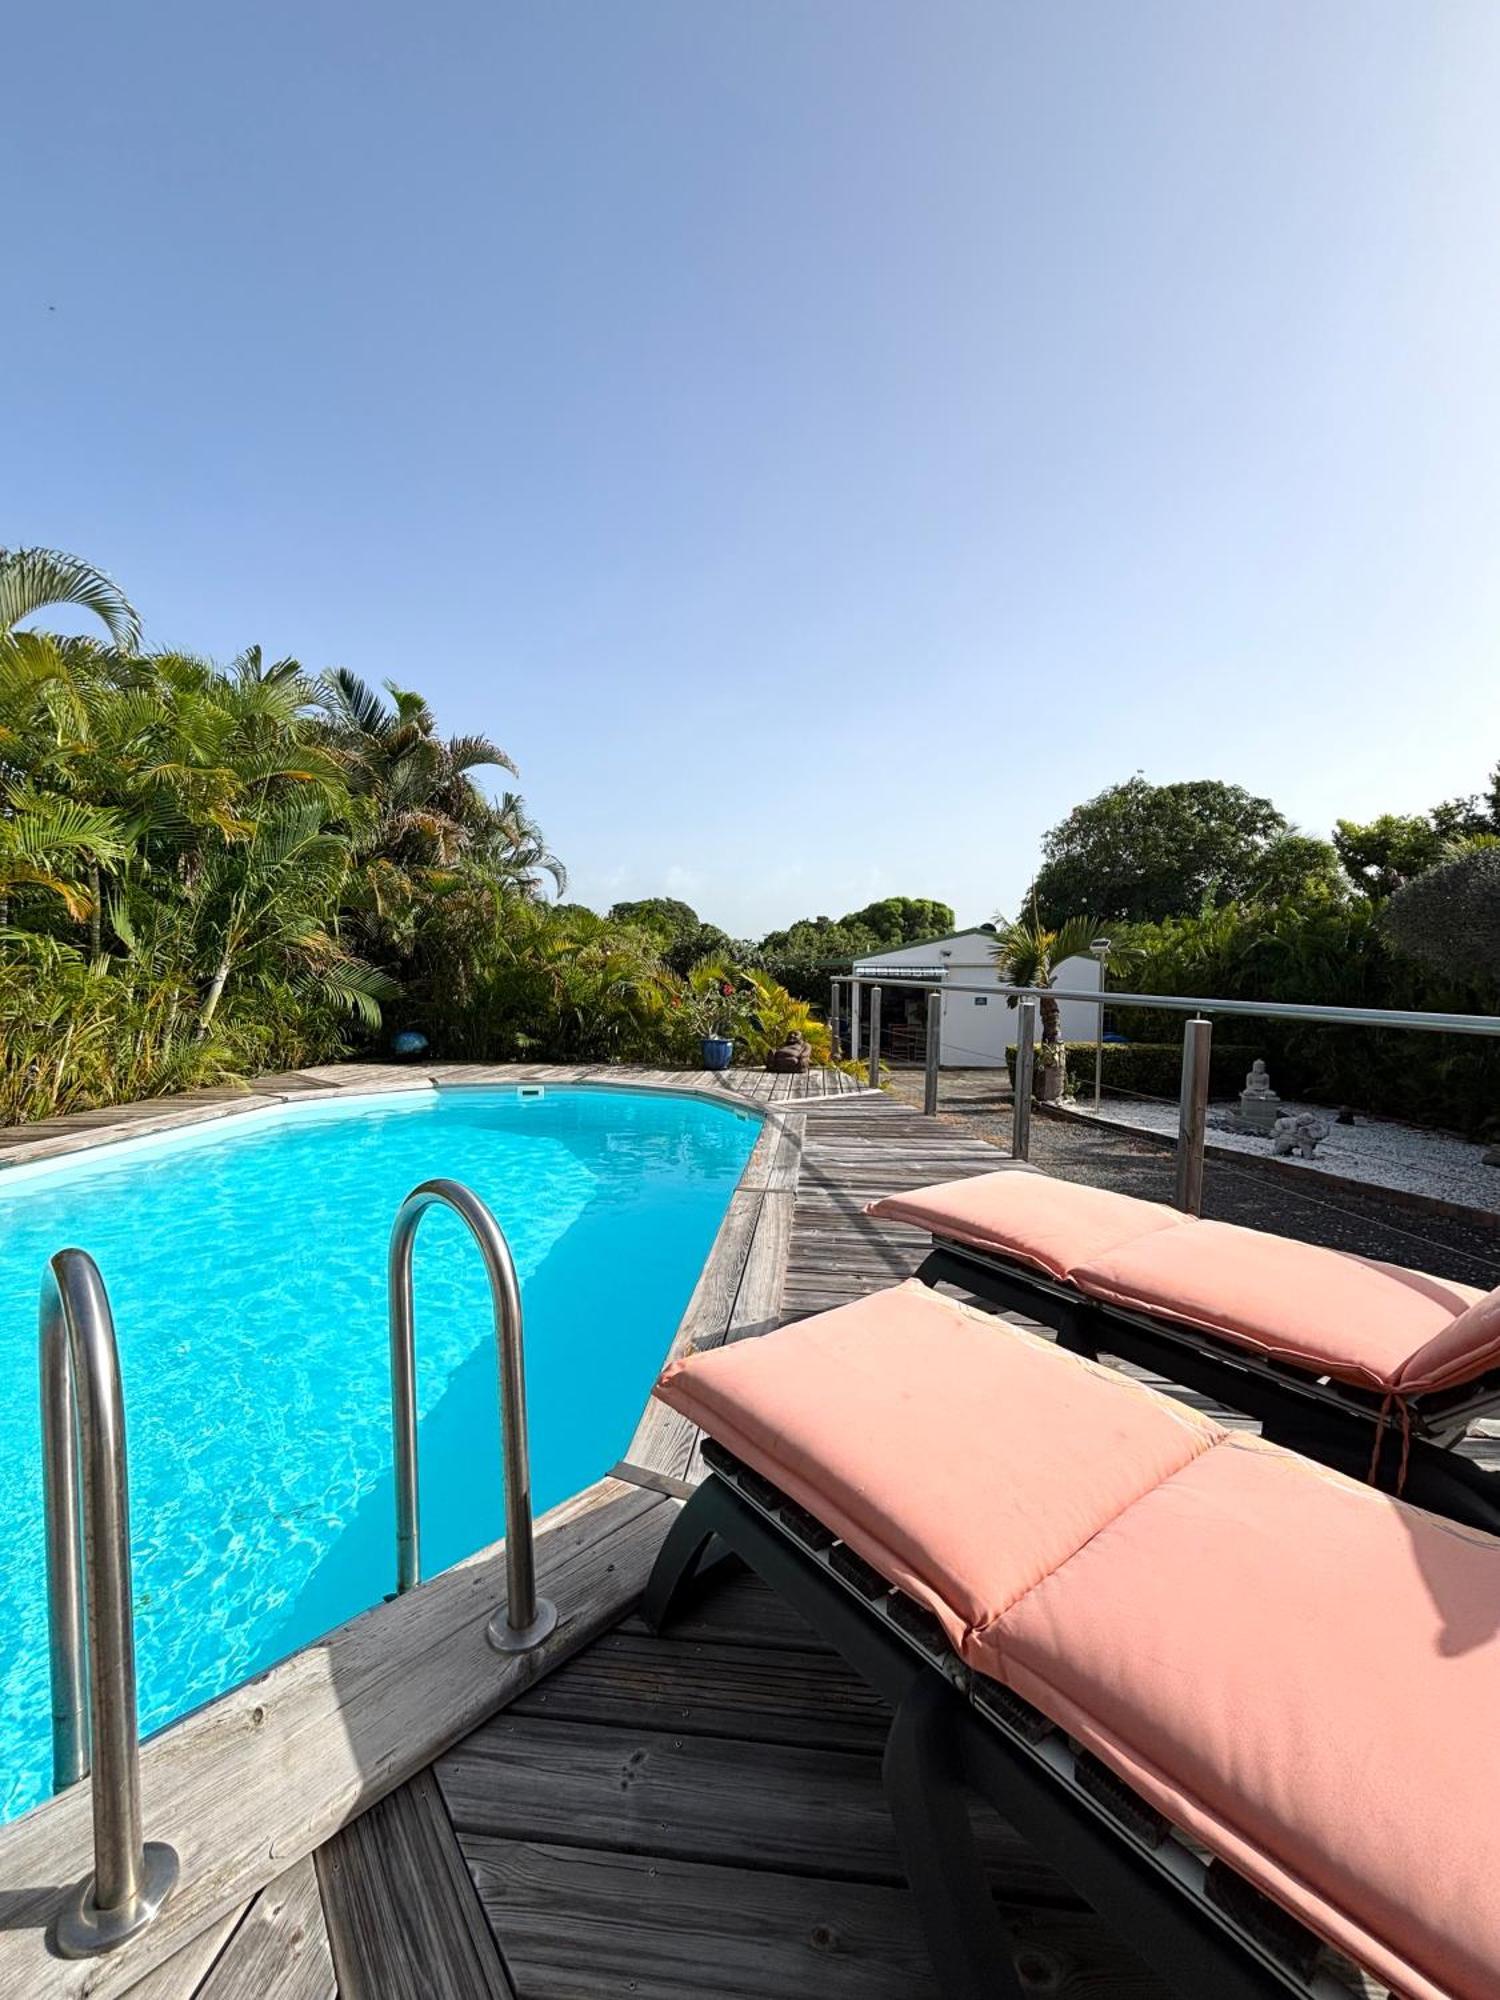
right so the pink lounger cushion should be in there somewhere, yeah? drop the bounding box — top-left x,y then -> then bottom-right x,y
864,1169 -> 1191,1280
992,1436 -> 1500,2000
654,1287 -> 1500,2000
654,1280 -> 1222,1651
1398,1283 -> 1500,1397
1070,1220 -> 1490,1395
868,1166 -> 1500,1398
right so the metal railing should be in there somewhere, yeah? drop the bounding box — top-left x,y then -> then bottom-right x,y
39,1250 -> 178,1958
388,1178 -> 557,1654
833,973 -> 1500,1218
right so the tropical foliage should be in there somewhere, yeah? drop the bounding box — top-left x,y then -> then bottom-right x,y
990,909 -> 1100,1059
0,550 -> 852,1122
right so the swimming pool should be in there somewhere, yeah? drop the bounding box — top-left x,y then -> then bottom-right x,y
0,1084 -> 758,1823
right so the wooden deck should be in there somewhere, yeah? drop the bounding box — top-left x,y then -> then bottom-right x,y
5,1069 -> 1415,1997
108,1085 -> 1177,1999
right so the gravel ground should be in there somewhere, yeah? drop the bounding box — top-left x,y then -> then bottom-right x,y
882,1067 -> 1500,1290
1087,1094 -> 1500,1215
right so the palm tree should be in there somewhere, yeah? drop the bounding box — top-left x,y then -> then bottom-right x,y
317,669 -> 515,866
0,548 -> 142,651
183,792 -> 393,1030
481,790 -> 567,898
991,907 -> 1100,1048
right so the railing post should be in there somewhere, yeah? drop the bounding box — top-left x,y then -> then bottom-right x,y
40,1249 -> 178,1958
829,977 -> 843,1060
848,978 -> 862,1061
1174,1017 -> 1213,1215
389,1179 -> 558,1654
867,985 -> 882,1089
1012,997 -> 1037,1160
923,989 -> 942,1115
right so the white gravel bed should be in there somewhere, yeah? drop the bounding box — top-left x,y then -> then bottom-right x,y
1078,1095 -> 1500,1213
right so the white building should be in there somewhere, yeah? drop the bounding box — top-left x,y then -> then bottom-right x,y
849,930 -> 1103,1069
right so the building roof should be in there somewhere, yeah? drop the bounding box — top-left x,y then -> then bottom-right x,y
851,929 -> 998,967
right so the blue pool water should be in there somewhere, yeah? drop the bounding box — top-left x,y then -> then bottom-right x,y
0,1085 -> 757,1822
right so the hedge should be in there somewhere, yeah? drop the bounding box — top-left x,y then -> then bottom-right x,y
1004,1041 -> 1262,1104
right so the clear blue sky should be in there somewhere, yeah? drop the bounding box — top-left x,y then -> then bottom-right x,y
8,2 -> 1499,938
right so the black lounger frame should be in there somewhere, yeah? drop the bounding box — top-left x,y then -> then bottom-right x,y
645,1446 -> 1353,2000
917,1239 -> 1500,1534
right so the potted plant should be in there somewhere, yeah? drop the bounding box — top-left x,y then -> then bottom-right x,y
991,906 -> 1100,1104
686,968 -> 742,1070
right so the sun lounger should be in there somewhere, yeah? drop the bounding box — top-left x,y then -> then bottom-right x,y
646,1280 -> 1500,2000
863,1166 -> 1500,1529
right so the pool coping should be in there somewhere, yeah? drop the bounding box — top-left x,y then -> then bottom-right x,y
0,1063 -> 809,1999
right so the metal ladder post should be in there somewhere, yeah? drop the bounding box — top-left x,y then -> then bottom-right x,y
40,1249 -> 178,1958
388,1179 -> 558,1653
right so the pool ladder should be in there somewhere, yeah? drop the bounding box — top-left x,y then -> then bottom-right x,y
39,1248 -> 179,1957
35,1177 -> 553,1960
387,1177 -> 557,1651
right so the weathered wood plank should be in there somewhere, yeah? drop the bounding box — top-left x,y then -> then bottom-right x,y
117,1905 -> 247,2000
463,1836 -> 947,2000
0,1478 -> 672,2000
195,1860 -> 334,2000
614,1567 -> 838,1655
508,1631 -> 889,1752
316,1767 -> 513,1999
463,1838 -> 1170,2000
437,1717 -> 1073,1901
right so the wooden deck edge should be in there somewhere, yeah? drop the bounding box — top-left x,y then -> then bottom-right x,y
0,1476 -> 676,2000
625,1109 -> 801,1484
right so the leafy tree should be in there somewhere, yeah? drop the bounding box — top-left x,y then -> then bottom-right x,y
1333,814 -> 1450,898
0,547 -> 142,650
609,897 -> 699,938
1384,847 -> 1500,987
1029,778 -> 1288,925
1243,832 -> 1349,906
840,897 -> 956,947
1334,794 -> 1497,898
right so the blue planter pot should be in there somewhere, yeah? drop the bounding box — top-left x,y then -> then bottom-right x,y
700,1036 -> 734,1071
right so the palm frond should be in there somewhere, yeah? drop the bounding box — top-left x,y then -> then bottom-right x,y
0,548 -> 142,650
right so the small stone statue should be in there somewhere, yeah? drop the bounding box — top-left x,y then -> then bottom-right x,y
766,1030 -> 812,1074
1237,1058 -> 1281,1136
1271,1112 -> 1329,1159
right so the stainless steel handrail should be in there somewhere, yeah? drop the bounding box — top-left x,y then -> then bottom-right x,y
39,1249 -> 178,1958
847,977 -> 1500,1038
388,1178 -> 558,1654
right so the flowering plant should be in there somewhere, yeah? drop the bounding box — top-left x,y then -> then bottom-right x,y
682,967 -> 746,1042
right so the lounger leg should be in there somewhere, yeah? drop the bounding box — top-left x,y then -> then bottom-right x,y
883,1673 -> 1027,2000
640,1481 -> 743,1633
